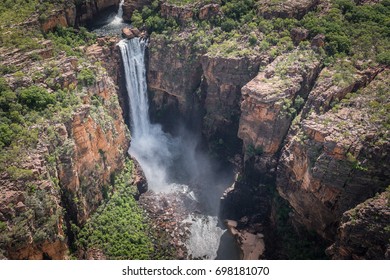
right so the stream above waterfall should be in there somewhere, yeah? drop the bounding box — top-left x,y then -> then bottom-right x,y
89,0 -> 131,37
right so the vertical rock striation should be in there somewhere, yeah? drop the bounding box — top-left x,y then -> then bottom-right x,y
326,189 -> 390,259
276,70 -> 390,241
0,40 -> 129,259
201,54 -> 264,152
238,49 -> 321,177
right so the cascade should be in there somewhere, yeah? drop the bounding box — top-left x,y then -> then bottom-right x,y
118,38 -> 177,190
118,38 -> 238,259
112,0 -> 124,24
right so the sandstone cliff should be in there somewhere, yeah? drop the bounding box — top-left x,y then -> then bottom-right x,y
134,0 -> 390,259
326,188 -> 389,259
0,39 -> 129,259
257,0 -> 320,19
147,33 -> 203,124
123,0 -> 152,22
201,54 -> 264,153
277,69 -> 390,241
39,0 -> 120,32
238,49 -> 321,178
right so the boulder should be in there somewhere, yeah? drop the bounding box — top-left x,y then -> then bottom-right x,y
122,27 -> 135,39
291,27 -> 309,45
225,219 -> 265,260
311,34 -> 326,49
198,4 -> 221,20
122,27 -> 141,39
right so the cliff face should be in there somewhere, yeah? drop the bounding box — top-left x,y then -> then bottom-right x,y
40,7 -> 77,33
57,54 -> 129,227
77,0 -> 120,25
326,188 -> 390,259
136,0 -> 390,258
277,69 -> 390,240
40,0 -> 120,32
0,39 -> 129,259
201,54 -> 264,151
147,34 -> 203,124
238,49 -> 321,177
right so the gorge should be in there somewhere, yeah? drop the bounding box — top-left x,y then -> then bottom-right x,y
0,0 -> 389,260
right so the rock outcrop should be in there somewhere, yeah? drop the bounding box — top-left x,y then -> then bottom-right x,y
276,70 -> 390,241
39,0 -> 120,31
147,34 -> 203,117
160,3 -> 194,23
123,0 -> 152,21
198,4 -> 221,20
302,64 -> 383,118
326,189 -> 390,259
225,220 -> 265,260
201,54 -> 264,152
257,0 -> 320,19
77,0 -> 120,25
40,7 -> 77,33
0,38 -> 129,259
238,49 -> 321,177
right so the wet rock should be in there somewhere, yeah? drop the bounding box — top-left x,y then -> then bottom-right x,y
225,220 -> 265,260
132,158 -> 148,194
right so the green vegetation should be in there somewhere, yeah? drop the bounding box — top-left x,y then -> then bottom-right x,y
0,0 -> 66,50
0,80 -> 50,149
130,0 -> 389,63
0,187 -> 63,253
78,68 -> 96,86
301,0 -> 390,64
0,0 -> 65,26
76,160 -> 174,259
46,26 -> 96,57
246,144 -> 263,158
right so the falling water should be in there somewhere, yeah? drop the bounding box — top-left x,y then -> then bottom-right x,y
111,0 -> 124,25
91,0 -> 129,36
118,38 -> 179,191
118,38 -> 237,259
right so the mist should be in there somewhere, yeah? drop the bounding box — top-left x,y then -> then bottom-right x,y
119,38 -> 235,258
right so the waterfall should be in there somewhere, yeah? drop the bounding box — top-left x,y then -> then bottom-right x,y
118,38 -> 178,191
118,38 -> 237,259
112,0 -> 124,24
118,39 -> 149,137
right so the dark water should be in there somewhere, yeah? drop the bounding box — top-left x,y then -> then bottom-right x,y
88,3 -> 130,37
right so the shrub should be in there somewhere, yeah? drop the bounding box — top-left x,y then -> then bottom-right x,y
377,51 -> 390,66
131,10 -> 143,28
249,34 -> 257,46
18,86 -> 55,111
77,68 -> 95,86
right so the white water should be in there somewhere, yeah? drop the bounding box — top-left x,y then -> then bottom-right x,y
118,38 -> 236,259
111,0 -> 124,25
184,215 -> 225,259
91,0 -> 129,36
118,38 -> 180,191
